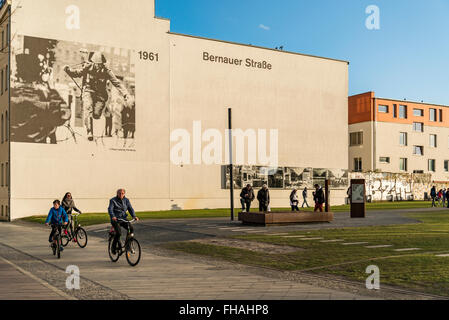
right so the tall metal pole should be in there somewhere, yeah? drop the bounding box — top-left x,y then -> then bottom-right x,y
228,108 -> 234,221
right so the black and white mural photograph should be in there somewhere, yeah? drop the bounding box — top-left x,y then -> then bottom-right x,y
10,35 -> 136,150
222,166 -> 348,190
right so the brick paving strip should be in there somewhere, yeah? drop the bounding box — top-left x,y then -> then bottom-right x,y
0,243 -> 130,300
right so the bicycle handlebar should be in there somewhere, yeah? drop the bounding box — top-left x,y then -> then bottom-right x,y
116,218 -> 137,224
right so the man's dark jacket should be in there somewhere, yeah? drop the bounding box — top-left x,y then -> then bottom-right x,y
240,187 -> 255,203
108,196 -> 136,221
314,188 -> 325,204
257,189 -> 270,205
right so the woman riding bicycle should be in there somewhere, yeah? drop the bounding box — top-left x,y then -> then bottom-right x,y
61,192 -> 82,236
45,200 -> 69,251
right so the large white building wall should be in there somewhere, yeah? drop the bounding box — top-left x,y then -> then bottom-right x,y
8,0 -> 349,219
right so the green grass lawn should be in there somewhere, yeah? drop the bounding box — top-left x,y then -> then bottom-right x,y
163,211 -> 449,297
21,200 -> 438,226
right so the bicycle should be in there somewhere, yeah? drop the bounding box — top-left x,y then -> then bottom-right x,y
61,212 -> 88,248
49,224 -> 64,259
108,218 -> 141,267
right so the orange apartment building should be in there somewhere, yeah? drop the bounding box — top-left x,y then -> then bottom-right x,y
349,91 -> 449,182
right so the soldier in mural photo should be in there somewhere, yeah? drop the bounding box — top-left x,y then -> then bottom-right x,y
11,44 -> 71,144
64,52 -> 134,141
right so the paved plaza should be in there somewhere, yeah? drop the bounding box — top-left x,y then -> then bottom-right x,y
0,209 -> 447,300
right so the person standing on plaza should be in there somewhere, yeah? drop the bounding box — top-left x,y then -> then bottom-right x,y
443,188 -> 447,207
290,189 -> 299,211
301,187 -> 310,208
313,184 -> 325,212
240,184 -> 255,213
257,184 -> 270,212
430,186 -> 437,207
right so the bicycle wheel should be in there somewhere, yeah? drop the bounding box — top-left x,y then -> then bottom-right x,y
56,235 -> 61,259
108,237 -> 120,262
125,238 -> 141,267
75,228 -> 88,248
61,233 -> 70,247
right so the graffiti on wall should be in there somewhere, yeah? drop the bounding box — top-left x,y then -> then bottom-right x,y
349,172 -> 443,201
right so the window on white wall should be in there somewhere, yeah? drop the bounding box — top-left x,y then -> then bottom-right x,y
429,159 -> 436,172
413,146 -> 424,156
4,111 -> 7,142
400,158 -> 408,171
430,134 -> 437,148
349,132 -> 363,146
354,158 -> 362,172
5,65 -> 8,92
399,132 -> 408,146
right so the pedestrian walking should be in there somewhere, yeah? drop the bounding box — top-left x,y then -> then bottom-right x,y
430,186 -> 437,207
443,188 -> 447,207
257,185 -> 270,212
290,189 -> 299,211
301,187 -> 310,208
313,184 -> 325,212
240,184 -> 255,213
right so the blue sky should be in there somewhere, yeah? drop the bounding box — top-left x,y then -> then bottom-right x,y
156,0 -> 449,105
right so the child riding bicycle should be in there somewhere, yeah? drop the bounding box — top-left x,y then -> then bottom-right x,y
45,200 -> 69,251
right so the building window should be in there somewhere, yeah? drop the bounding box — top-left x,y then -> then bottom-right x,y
413,146 -> 424,156
413,170 -> 424,174
399,105 -> 407,119
379,157 -> 390,163
5,162 -> 8,187
430,109 -> 437,122
1,163 -> 3,187
440,109 -> 443,122
354,158 -> 362,172
393,104 -> 397,118
349,132 -> 363,146
5,65 -> 7,92
378,105 -> 389,113
430,134 -> 437,148
400,158 -> 408,172
413,109 -> 424,117
1,113 -> 3,143
429,159 -> 436,172
413,122 -> 424,132
4,111 -> 7,142
445,161 -> 449,172
399,132 -> 408,146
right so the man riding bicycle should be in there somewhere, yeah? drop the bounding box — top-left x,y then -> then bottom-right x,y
108,189 -> 139,255
45,200 -> 69,251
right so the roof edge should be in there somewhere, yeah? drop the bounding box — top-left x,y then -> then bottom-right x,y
167,31 -> 350,65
